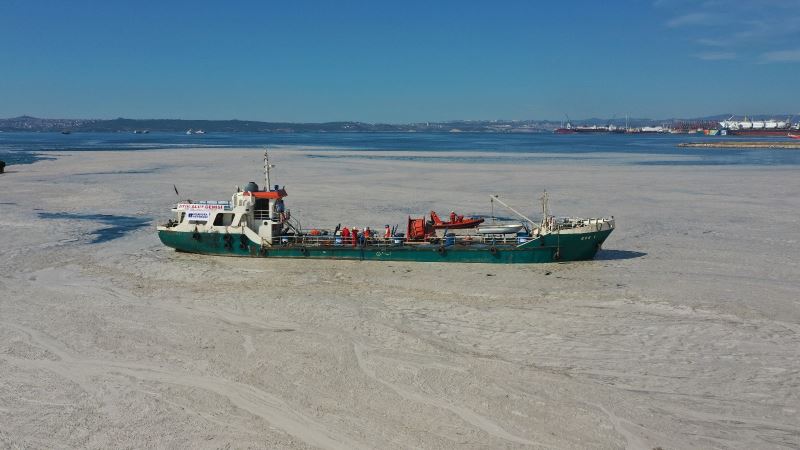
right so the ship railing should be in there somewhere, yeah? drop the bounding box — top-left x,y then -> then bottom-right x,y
252,208 -> 301,229
551,217 -> 612,231
273,234 -> 530,247
253,209 -> 270,221
286,213 -> 301,234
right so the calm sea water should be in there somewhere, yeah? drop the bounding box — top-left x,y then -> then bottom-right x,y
2,131 -> 799,166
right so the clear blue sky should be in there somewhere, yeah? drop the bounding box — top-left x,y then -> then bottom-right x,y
2,0 -> 799,122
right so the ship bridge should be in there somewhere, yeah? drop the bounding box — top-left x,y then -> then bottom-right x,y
230,182 -> 293,243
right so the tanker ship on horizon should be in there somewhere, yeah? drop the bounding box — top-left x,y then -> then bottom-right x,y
718,116 -> 799,136
553,122 -> 623,134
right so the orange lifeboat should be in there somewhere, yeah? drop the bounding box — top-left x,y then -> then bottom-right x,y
429,211 -> 484,229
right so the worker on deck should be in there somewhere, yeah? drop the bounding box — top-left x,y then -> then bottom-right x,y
450,211 -> 457,223
384,225 -> 391,238
341,226 -> 351,244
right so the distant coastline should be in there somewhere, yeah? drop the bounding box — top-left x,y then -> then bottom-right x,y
2,114 -> 793,134
2,116 -> 546,133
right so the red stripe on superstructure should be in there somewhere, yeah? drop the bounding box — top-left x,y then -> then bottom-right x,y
243,189 -> 288,199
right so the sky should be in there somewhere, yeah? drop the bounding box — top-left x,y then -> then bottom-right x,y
2,0 -> 800,122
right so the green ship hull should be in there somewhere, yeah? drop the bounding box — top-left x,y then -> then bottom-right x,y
158,228 -> 613,264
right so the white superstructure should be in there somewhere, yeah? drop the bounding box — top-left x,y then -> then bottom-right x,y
719,116 -> 796,130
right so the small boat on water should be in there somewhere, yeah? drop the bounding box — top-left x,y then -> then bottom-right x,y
429,210 -> 484,229
157,151 -> 615,263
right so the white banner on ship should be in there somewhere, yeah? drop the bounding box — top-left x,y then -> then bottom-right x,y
186,211 -> 211,221
177,203 -> 226,210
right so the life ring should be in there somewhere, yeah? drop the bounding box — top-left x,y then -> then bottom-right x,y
437,246 -> 446,256
223,234 -> 233,249
489,246 -> 498,255
192,231 -> 202,241
299,246 -> 308,255
259,247 -> 268,257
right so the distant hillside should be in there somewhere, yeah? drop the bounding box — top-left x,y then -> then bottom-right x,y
0,116 -> 412,133
0,116 -> 548,133
0,116 -> 100,131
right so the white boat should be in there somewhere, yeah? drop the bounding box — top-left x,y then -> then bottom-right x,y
477,223 -> 524,234
186,129 -> 193,135
194,129 -> 206,134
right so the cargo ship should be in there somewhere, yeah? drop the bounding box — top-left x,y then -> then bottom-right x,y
553,123 -> 621,134
718,116 -> 799,136
157,151 -> 615,264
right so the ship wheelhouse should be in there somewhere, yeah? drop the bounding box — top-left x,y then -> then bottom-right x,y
162,179 -> 291,247
239,185 -> 290,243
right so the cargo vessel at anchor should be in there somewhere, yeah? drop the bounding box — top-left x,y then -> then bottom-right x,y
718,116 -> 799,136
157,151 -> 615,264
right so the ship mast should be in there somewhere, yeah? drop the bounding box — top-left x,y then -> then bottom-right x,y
263,147 -> 275,191
540,190 -> 550,230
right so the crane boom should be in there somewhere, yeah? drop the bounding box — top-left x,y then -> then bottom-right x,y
489,195 -> 537,226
